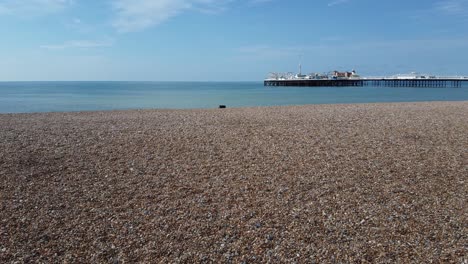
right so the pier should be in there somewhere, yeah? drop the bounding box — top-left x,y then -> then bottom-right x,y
265,70 -> 468,88
264,78 -> 467,88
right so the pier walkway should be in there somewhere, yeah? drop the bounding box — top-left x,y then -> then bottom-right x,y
264,78 -> 467,88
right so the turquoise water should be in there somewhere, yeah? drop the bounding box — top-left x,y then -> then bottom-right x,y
0,81 -> 467,113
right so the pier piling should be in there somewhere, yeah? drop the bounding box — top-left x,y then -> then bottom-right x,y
264,78 -> 466,88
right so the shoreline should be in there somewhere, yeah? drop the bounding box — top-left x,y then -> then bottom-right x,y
1,101 -> 467,262
1,100 -> 468,115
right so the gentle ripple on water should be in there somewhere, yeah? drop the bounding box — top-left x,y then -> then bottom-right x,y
0,81 -> 467,113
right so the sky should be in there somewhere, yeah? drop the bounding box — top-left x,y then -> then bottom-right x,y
0,0 -> 467,81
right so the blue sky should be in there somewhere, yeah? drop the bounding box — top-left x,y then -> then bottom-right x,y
0,0 -> 467,81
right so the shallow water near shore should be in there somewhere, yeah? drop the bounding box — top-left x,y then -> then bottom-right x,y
1,81 -> 468,113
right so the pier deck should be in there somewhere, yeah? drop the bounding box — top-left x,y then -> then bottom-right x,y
264,78 -> 468,88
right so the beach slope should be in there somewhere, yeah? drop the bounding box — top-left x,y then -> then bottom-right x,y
1,102 -> 467,262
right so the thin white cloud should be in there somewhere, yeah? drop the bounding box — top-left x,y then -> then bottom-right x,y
434,0 -> 468,16
112,0 -> 273,32
328,0 -> 350,7
237,37 -> 468,61
0,0 -> 73,16
236,45 -> 306,61
249,0 -> 273,4
40,39 -> 113,50
410,0 -> 468,22
1,0 -> 274,32
0,5 -> 9,14
235,37 -> 468,76
112,0 -> 235,32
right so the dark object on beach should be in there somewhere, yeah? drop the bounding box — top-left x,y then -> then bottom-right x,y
219,105 -> 226,109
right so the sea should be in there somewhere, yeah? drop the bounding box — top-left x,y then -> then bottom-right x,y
1,81 -> 468,113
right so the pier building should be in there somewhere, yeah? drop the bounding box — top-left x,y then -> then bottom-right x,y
264,71 -> 468,88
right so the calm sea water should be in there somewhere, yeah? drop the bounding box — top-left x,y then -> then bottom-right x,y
1,81 -> 467,113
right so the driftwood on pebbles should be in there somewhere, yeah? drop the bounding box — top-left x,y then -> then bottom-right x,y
0,102 -> 467,263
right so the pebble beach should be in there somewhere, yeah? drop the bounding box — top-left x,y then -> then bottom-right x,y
0,101 -> 467,262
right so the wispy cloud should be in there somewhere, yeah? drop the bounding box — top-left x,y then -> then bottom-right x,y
1,0 -> 274,32
236,37 -> 468,74
328,0 -> 350,7
434,0 -> 468,16
40,39 -> 113,50
409,0 -> 468,24
0,5 -> 9,14
0,0 -> 73,16
249,0 -> 273,4
237,45 -> 303,56
112,0 -> 235,32
111,0 -> 273,32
